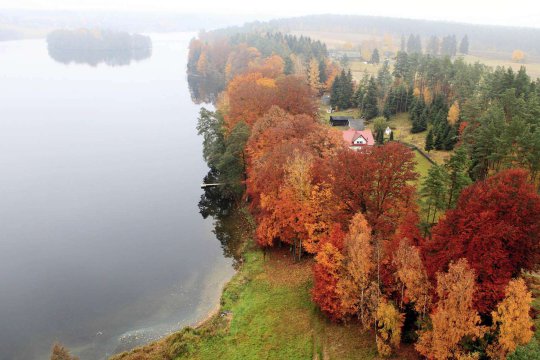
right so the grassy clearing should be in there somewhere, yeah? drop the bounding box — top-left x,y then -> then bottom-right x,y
348,60 -> 382,80
381,113 -> 450,164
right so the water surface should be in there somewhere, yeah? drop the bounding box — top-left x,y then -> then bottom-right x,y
0,33 -> 234,359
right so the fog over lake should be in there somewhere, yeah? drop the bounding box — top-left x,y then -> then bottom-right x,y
0,33 -> 234,360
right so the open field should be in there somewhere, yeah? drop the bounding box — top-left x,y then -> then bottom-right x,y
463,54 -> 540,79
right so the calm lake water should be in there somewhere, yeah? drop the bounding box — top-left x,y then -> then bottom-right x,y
0,33 -> 235,359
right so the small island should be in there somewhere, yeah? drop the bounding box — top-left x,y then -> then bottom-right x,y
46,29 -> 152,66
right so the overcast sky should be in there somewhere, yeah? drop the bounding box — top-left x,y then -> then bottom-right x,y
1,0 -> 539,28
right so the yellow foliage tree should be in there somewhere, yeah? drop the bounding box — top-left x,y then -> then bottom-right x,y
307,58 -> 321,93
512,49 -> 526,63
416,258 -> 484,360
196,51 -> 208,75
447,100 -> 460,125
487,278 -> 534,359
337,213 -> 375,326
50,343 -> 79,360
376,298 -> 404,357
393,240 -> 431,317
423,87 -> 433,105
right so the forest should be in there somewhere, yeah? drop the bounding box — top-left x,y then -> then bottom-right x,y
46,29 -> 152,66
182,24 -> 540,360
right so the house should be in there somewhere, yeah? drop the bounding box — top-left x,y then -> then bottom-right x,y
329,116 -> 350,127
321,94 -> 331,106
342,128 -> 375,149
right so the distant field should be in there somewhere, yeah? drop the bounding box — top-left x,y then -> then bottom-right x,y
289,30 -> 380,49
463,54 -> 540,79
348,60 -> 382,79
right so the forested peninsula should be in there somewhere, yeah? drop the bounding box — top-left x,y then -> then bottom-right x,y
107,23 -> 540,360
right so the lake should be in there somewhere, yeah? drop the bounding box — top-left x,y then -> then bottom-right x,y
0,33 -> 235,359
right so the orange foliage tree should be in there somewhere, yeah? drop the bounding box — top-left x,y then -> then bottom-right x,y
225,74 -> 317,130
393,240 -> 431,317
416,258 -> 484,360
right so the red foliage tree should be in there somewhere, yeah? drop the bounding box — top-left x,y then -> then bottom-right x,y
422,169 -> 540,313
325,142 -> 418,237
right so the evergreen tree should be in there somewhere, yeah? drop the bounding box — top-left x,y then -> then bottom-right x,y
420,164 -> 449,225
425,129 -> 434,152
363,77 -> 379,119
426,36 -> 440,56
459,35 -> 469,55
318,59 -> 328,84
373,117 -> 387,145
371,48 -> 380,64
393,51 -> 409,79
441,35 -> 457,57
400,35 -> 406,52
389,130 -> 394,141
284,56 -> 294,75
377,60 -> 392,98
444,146 -> 471,208
411,99 -> 428,133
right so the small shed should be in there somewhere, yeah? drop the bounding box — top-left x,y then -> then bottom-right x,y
329,116 -> 350,127
321,94 -> 331,106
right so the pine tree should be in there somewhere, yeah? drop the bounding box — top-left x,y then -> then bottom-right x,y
426,36 -> 440,56
459,35 -> 469,55
363,77 -> 379,119
425,129 -> 434,152
371,48 -> 380,64
444,146 -> 471,208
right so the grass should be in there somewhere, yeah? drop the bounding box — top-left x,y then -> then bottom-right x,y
348,60 -> 383,80
110,250 -> 381,360
379,113 -> 451,164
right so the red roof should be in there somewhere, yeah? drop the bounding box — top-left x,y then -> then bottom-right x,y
342,129 -> 375,146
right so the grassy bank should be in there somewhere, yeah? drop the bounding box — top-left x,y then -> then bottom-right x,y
110,207 -> 421,360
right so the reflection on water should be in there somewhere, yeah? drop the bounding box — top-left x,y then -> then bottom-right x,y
47,46 -> 152,66
187,72 -> 224,104
199,170 -> 247,266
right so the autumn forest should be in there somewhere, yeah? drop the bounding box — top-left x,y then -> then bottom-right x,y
178,21 -> 540,360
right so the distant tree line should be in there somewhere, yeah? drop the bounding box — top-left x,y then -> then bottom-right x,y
47,29 -> 151,51
261,14 -> 540,58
